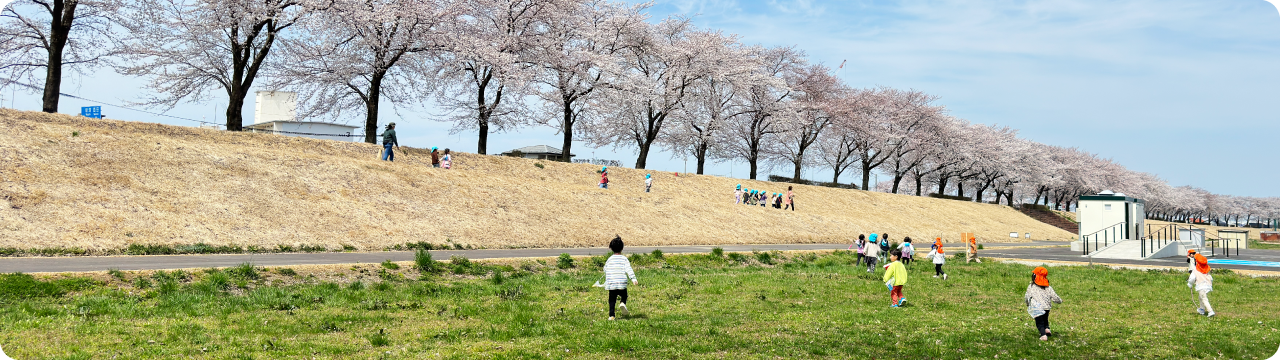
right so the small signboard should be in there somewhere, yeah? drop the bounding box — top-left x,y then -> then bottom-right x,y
80,106 -> 102,119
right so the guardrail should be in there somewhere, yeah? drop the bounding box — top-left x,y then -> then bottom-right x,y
1082,222 -> 1127,255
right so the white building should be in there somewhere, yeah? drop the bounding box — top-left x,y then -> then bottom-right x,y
1077,190 -> 1146,241
246,91 -> 359,142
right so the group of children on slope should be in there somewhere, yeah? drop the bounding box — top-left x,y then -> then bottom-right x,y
594,237 -> 1219,341
597,167 -> 656,193
732,184 -> 795,211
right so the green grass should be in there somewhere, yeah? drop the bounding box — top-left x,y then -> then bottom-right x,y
1249,240 -> 1280,250
0,252 -> 1277,359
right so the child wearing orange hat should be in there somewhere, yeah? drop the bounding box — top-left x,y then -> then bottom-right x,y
926,238 -> 947,280
1187,250 -> 1215,317
1024,266 -> 1063,341
966,237 -> 981,263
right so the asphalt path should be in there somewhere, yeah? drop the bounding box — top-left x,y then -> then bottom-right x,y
2,240 -> 1278,274
0,242 -> 1058,273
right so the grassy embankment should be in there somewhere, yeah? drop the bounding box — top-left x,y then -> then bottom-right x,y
0,250 -> 1277,359
0,109 -> 1073,254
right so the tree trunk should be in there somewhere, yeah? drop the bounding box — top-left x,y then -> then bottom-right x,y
956,182 -> 965,199
360,73 -> 385,144
560,97 -> 574,163
473,68 -> 498,155
226,88 -> 247,132
890,174 -> 905,194
792,160 -> 803,182
41,0 -> 75,113
914,174 -> 924,196
635,141 -> 652,169
695,142 -> 708,174
748,153 -> 759,180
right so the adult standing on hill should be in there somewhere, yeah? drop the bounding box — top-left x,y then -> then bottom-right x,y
967,237 -> 981,263
778,185 -> 788,208
430,147 -> 441,168
380,123 -> 399,161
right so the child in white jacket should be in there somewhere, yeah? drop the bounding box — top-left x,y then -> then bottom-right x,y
926,240 -> 947,280
604,236 -> 638,320
1187,249 -> 1214,317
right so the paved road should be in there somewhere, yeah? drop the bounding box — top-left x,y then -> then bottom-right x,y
0,242 -> 1057,273
2,240 -> 1277,274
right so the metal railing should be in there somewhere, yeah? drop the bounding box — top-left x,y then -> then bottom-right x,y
1082,222 -> 1127,255
1208,238 -> 1241,258
1142,223 -> 1228,258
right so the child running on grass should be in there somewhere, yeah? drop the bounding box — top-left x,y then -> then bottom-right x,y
1024,266 -> 1063,341
926,239 -> 947,280
604,236 -> 638,321
883,249 -> 908,307
852,234 -> 866,265
898,237 -> 915,267
864,234 -> 881,272
1187,249 -> 1215,317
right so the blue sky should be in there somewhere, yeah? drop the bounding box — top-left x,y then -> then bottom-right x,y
4,0 -> 1279,197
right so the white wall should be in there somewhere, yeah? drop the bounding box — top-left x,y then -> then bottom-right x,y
273,122 -> 359,142
254,91 -> 297,124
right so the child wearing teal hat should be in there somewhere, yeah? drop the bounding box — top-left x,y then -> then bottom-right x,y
734,185 -> 744,204
644,173 -> 652,192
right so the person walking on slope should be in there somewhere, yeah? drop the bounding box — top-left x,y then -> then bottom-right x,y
926,241 -> 947,280
1187,250 -> 1215,317
441,149 -> 452,169
784,186 -> 795,211
1024,267 -> 1063,341
883,249 -> 909,307
644,174 -> 653,192
734,185 -> 743,204
380,122 -> 399,161
967,237 -> 981,263
864,234 -> 881,272
430,147 -> 441,168
774,193 -> 783,209
603,236 -> 638,320
599,166 -> 609,189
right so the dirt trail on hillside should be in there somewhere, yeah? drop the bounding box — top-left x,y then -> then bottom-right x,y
0,109 -> 1073,252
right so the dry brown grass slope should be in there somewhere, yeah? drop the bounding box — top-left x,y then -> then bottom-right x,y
0,109 -> 1073,252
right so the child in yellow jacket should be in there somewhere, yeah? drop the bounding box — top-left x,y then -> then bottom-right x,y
883,249 -> 908,307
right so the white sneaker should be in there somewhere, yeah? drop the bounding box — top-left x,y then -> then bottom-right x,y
1207,312 -> 1215,318
1197,308 -> 1205,315
619,302 -> 628,315
943,274 -> 948,280
933,275 -> 938,278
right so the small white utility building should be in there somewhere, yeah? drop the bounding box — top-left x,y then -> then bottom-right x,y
1071,190 -> 1150,258
1077,191 -> 1146,241
246,91 -> 359,142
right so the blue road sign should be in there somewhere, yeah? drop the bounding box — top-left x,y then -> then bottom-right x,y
81,106 -> 102,119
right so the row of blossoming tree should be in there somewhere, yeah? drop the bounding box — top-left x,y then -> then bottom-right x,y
4,0 -> 1276,225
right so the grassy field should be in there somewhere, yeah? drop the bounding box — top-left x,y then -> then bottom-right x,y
1,251 -> 1277,359
0,109 -> 1073,253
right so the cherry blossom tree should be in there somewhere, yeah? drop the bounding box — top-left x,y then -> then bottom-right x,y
530,0 -> 643,163
272,0 -> 456,143
773,63 -> 842,182
1,0 -> 119,113
434,0 -> 563,153
116,0 -> 308,131
716,45 -> 803,179
660,37 -> 757,174
586,18 -> 742,169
